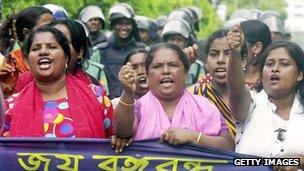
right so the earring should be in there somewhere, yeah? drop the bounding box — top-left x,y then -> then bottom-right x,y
77,56 -> 83,64
65,63 -> 70,73
254,54 -> 257,58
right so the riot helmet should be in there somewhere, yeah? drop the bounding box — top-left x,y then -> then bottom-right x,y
258,11 -> 285,35
79,5 -> 105,29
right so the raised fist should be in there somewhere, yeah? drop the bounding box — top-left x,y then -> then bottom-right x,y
118,62 -> 136,94
227,24 -> 245,54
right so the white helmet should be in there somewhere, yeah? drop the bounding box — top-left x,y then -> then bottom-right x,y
79,5 -> 105,29
162,19 -> 191,39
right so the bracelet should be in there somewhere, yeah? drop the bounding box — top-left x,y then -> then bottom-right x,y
196,132 -> 202,143
119,98 -> 136,107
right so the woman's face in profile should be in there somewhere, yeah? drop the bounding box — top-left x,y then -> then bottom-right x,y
129,52 -> 149,96
32,13 -> 54,30
147,47 -> 186,101
28,32 -> 67,82
53,24 -> 78,72
24,13 -> 54,40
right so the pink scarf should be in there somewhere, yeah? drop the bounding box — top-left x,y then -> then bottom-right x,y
134,90 -> 227,140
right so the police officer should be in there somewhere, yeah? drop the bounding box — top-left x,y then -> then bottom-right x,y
258,11 -> 286,40
168,10 -> 196,38
155,15 -> 167,38
79,5 -> 107,47
249,9 -> 262,20
43,4 -> 68,20
88,3 -> 145,99
135,15 -> 158,46
162,19 -> 204,86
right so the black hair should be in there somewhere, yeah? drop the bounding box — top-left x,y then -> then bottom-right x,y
0,6 -> 52,54
23,27 -> 71,63
50,19 -> 87,56
123,48 -> 148,65
259,40 -> 304,106
204,29 -> 229,53
50,19 -> 88,71
203,29 -> 228,61
241,19 -> 272,64
49,20 -> 100,85
203,28 -> 247,63
146,43 -> 190,73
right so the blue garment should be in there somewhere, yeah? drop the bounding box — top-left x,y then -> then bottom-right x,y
94,34 -> 146,98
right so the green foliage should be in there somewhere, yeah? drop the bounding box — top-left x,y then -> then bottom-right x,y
2,0 -> 36,18
129,0 -> 222,39
223,0 -> 287,20
1,0 -> 286,39
198,0 -> 223,39
1,0 -> 222,39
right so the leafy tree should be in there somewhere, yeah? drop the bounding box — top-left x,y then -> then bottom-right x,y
1,0 -> 222,39
223,0 -> 287,20
0,0 -> 287,39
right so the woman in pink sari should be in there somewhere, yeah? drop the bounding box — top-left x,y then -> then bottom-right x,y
1,27 -> 113,138
114,43 -> 234,151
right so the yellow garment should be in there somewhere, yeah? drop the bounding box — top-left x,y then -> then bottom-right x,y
192,77 -> 236,136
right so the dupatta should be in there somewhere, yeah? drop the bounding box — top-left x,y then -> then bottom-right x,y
134,90 -> 226,140
9,75 -> 106,138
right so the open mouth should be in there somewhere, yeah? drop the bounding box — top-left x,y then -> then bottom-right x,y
137,76 -> 148,89
38,58 -> 53,70
160,78 -> 174,86
214,67 -> 227,77
270,75 -> 280,84
119,30 -> 129,36
215,68 -> 226,72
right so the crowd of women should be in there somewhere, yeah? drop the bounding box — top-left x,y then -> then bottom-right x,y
0,2 -> 303,170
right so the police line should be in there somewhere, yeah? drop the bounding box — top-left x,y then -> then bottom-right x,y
0,138 -> 271,170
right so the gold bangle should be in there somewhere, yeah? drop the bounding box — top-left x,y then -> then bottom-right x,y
196,132 -> 202,143
119,98 -> 136,107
